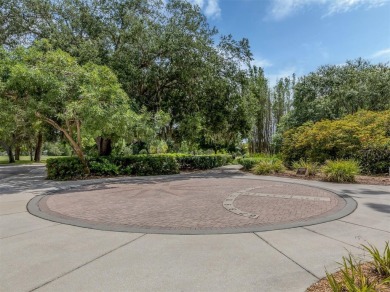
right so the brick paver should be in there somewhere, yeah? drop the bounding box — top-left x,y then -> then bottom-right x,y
37,177 -> 346,232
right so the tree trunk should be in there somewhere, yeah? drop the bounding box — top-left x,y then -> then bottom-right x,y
95,137 -> 112,156
15,146 -> 21,160
0,141 -> 15,163
30,148 -> 34,161
34,132 -> 43,162
35,113 -> 90,175
7,147 -> 15,163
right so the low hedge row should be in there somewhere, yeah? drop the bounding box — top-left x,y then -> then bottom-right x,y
173,154 -> 233,170
46,157 -> 86,180
46,154 -> 232,180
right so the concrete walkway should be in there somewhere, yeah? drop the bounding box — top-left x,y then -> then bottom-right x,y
1,164 -> 389,292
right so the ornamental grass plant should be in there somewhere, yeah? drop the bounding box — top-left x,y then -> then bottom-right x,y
322,159 -> 360,183
252,158 -> 285,175
322,242 -> 390,292
292,158 -> 320,176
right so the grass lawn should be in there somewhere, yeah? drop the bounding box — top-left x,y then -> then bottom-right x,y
0,156 -> 67,165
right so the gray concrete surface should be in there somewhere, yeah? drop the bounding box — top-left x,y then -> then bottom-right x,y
0,164 -> 389,292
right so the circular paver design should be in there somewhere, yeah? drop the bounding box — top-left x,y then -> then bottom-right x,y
28,176 -> 356,234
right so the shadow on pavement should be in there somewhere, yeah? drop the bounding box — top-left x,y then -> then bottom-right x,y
0,165 -> 249,196
341,188 -> 390,196
365,203 -> 390,214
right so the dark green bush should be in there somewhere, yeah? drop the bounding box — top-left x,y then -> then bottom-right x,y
111,155 -> 179,176
88,158 -> 119,176
47,155 -> 179,180
46,154 -> 231,180
356,147 -> 390,174
174,154 -> 232,170
46,157 -> 85,180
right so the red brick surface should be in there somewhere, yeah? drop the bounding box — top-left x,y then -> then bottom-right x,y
39,177 -> 345,230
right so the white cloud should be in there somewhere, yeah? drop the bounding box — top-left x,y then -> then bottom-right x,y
205,0 -> 221,18
188,0 -> 221,18
266,67 -> 296,87
267,0 -> 388,20
252,57 -> 273,68
370,48 -> 390,59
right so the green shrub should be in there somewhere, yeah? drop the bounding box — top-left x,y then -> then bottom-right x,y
238,156 -> 278,170
292,159 -> 320,176
175,154 -> 232,170
325,243 -> 390,291
46,157 -> 85,180
322,160 -> 360,182
46,155 -> 179,180
357,146 -> 390,174
252,158 -> 285,175
156,154 -> 232,170
282,110 -> 390,168
111,155 -> 179,176
46,154 -> 232,180
362,242 -> 390,277
326,254 -> 378,292
237,157 -> 262,170
89,158 -> 119,176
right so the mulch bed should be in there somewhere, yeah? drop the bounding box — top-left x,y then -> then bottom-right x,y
270,170 -> 390,186
306,262 -> 390,291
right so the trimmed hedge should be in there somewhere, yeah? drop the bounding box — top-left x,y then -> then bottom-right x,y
46,154 -> 232,180
46,157 -> 85,180
173,154 -> 233,170
110,155 -> 179,176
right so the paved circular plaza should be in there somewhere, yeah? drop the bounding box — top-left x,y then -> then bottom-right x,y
28,172 -> 356,234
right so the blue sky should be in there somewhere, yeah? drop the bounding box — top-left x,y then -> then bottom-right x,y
188,0 -> 390,85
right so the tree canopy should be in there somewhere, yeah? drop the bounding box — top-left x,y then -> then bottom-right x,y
1,0 -> 389,169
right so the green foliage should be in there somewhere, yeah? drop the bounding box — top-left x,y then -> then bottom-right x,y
322,160 -> 360,183
282,110 -> 390,173
1,42 -> 139,173
362,242 -> 390,277
292,159 -> 320,176
325,244 -> 390,292
357,147 -> 390,174
46,157 -> 85,180
111,155 -> 179,176
252,158 -> 285,175
173,154 -> 232,170
325,271 -> 343,292
289,59 -> 390,129
89,158 -> 119,176
46,155 -> 180,180
237,157 -> 263,171
3,0 -> 252,152
338,254 -> 377,292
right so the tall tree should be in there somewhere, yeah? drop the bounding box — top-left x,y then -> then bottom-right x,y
2,0 -> 253,153
244,66 -> 272,153
289,59 -> 390,128
1,42 -> 137,173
